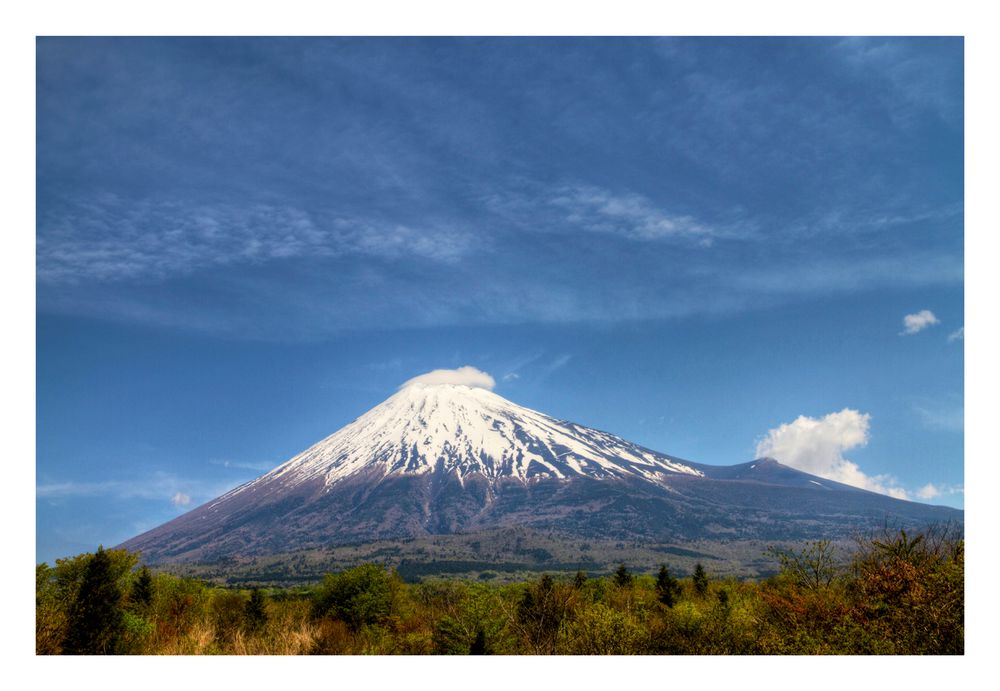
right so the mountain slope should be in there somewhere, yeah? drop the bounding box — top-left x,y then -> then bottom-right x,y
121,383 -> 961,564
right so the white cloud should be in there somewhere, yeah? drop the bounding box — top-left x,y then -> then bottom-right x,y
916,483 -> 941,500
171,492 -> 191,507
948,326 -> 964,342
399,366 -> 495,391
755,408 -> 909,499
916,482 -> 964,502
900,309 -> 940,335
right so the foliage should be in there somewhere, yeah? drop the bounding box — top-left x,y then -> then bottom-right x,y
312,563 -> 399,631
767,540 -> 839,591
37,529 -> 964,655
566,603 -> 643,654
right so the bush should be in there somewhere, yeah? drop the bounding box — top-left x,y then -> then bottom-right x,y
566,603 -> 643,654
312,564 -> 399,630
847,528 -> 964,654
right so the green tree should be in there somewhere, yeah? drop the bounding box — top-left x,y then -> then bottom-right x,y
613,564 -> 633,588
312,563 -> 398,630
517,574 -> 569,654
573,570 -> 587,589
656,564 -> 682,608
244,588 -> 268,632
692,563 -> 709,597
62,546 -> 131,654
130,565 -> 154,612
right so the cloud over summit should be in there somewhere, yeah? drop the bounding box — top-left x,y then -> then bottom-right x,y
399,366 -> 496,391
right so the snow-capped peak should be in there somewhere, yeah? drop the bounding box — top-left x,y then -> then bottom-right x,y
227,382 -> 702,499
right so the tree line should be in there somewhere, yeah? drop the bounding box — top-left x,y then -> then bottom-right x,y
36,528 -> 963,655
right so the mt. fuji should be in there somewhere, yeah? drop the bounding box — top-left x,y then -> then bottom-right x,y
122,371 -> 961,564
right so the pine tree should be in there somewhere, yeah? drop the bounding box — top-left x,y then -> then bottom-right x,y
244,588 -> 268,632
469,628 -> 488,655
656,564 -> 682,608
693,563 -> 709,597
62,546 -> 126,654
130,565 -> 154,612
613,564 -> 633,588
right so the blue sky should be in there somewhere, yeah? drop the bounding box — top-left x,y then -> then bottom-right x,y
36,37 -> 964,563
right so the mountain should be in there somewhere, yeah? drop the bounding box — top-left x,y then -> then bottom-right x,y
122,382 -> 961,564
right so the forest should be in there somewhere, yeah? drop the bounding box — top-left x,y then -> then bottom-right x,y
36,528 -> 963,655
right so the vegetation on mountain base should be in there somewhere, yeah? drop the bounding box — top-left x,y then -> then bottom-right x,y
37,528 -> 963,655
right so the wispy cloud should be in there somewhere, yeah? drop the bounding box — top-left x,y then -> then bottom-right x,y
208,458 -> 275,472
497,351 -> 573,384
549,185 -> 715,244
835,38 -> 963,129
35,40 -> 963,341
914,400 -> 964,432
948,326 -> 964,342
37,195 -> 478,285
916,483 -> 964,501
485,181 -> 728,246
36,471 -> 242,508
900,309 -> 940,335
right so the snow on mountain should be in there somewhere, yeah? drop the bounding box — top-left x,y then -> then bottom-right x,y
217,383 -> 702,505
121,371 -> 962,564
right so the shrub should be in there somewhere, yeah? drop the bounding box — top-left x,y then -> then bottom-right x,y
566,603 -> 643,654
312,564 -> 398,630
847,528 -> 964,654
